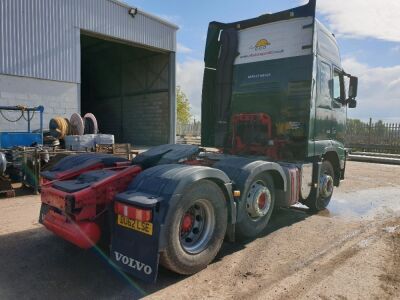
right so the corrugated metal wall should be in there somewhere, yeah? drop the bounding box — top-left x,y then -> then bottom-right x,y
0,0 -> 177,84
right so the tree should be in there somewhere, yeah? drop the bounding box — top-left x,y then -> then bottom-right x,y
176,86 -> 192,124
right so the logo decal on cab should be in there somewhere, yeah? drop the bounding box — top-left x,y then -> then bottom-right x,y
251,38 -> 271,51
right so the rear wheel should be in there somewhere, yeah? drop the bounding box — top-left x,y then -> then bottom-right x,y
236,173 -> 275,240
303,160 -> 335,212
160,180 -> 227,275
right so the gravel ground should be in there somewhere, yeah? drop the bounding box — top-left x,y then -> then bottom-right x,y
0,161 -> 399,300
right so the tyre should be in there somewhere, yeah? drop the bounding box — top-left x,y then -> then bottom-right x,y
236,173 -> 275,240
160,180 -> 227,275
302,160 -> 335,212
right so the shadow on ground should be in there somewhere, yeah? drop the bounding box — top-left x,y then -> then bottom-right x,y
0,207 -> 309,300
0,183 -> 37,199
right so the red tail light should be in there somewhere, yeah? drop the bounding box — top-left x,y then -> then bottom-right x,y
114,202 -> 152,223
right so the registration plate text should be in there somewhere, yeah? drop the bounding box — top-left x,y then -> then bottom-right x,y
117,215 -> 153,236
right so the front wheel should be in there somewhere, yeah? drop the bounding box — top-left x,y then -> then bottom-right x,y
160,180 -> 227,275
302,160 -> 335,212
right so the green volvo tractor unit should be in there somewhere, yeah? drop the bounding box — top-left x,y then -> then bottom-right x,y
202,0 -> 358,175
38,0 -> 359,282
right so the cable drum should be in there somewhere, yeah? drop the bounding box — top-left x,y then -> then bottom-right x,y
49,117 -> 70,139
83,113 -> 98,135
70,113 -> 85,136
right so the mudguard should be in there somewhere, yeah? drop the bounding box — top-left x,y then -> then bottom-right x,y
132,144 -> 200,166
41,153 -> 128,180
110,164 -> 234,282
111,193 -> 161,283
213,157 -> 287,222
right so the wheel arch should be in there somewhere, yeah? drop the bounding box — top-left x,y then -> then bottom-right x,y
322,150 -> 340,186
124,164 -> 235,250
214,158 -> 287,192
213,158 -> 287,224
265,169 -> 285,191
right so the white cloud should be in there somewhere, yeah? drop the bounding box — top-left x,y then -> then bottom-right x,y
176,59 -> 204,120
315,0 -> 400,42
177,43 -> 193,54
391,45 -> 400,53
343,57 -> 400,122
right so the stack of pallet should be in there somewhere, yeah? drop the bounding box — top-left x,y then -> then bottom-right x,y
96,143 -> 132,160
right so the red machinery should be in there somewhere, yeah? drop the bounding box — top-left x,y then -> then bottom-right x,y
39,147 -> 196,251
230,113 -> 286,160
40,155 -> 142,249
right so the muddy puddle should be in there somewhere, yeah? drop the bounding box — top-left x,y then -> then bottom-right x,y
319,187 -> 400,220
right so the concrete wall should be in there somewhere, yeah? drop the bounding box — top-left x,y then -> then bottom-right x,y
0,74 -> 79,132
123,92 -> 170,146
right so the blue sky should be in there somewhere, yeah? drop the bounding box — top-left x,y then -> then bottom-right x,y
126,0 -> 400,122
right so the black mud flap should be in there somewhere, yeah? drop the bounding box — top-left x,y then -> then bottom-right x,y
111,194 -> 161,283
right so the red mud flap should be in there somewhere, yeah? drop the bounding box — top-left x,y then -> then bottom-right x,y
111,196 -> 161,283
42,209 -> 101,249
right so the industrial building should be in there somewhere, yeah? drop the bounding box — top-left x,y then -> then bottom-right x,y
0,0 -> 177,145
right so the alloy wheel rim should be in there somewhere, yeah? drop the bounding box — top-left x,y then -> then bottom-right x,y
179,199 -> 215,254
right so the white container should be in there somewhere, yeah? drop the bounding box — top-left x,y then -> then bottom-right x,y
95,134 -> 115,145
65,135 -> 96,151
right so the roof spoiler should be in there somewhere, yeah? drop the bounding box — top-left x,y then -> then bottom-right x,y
209,0 -> 316,31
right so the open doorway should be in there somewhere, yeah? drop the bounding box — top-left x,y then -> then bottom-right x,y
80,33 -> 171,146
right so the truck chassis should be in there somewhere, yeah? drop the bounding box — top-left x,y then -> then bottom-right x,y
40,144 -> 332,282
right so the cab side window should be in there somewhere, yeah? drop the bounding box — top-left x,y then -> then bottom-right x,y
317,61 -> 332,109
333,70 -> 341,101
332,69 -> 346,108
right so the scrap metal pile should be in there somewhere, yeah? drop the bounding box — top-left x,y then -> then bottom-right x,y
0,106 -> 117,197
48,113 -> 115,151
0,105 -> 45,196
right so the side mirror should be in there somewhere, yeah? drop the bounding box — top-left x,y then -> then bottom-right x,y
348,76 -> 358,99
348,99 -> 357,109
339,73 -> 347,105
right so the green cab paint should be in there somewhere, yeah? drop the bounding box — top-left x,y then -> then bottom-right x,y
202,0 -> 353,165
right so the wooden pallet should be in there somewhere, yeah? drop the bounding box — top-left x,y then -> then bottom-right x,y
96,143 -> 132,160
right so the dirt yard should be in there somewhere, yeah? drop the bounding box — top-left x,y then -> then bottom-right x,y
0,161 -> 399,300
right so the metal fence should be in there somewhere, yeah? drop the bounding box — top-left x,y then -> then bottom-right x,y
176,122 -> 201,137
346,118 -> 400,153
176,119 -> 400,154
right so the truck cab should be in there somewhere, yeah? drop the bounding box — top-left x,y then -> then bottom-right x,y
201,0 -> 358,178
312,19 -> 358,182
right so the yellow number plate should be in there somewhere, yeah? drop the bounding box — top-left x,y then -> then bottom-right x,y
117,215 -> 153,236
